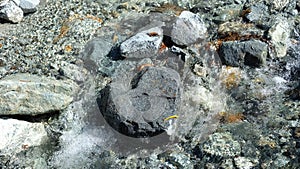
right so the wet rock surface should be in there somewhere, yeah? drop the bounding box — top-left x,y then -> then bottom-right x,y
0,0 -> 300,168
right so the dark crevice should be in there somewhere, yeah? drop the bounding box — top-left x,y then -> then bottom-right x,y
0,110 -> 60,123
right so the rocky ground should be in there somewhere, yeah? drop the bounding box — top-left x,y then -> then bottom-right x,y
0,0 -> 299,168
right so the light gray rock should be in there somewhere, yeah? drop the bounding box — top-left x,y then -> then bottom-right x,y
171,11 -> 207,46
19,0 -> 40,13
0,0 -> 23,23
0,73 -> 79,115
120,27 -> 163,59
0,118 -> 48,155
234,157 -> 259,169
268,18 -> 290,58
0,0 -> 8,6
203,132 -> 241,157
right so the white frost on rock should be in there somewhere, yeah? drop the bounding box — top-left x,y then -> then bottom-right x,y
0,119 -> 48,155
0,73 -> 79,116
0,0 -> 23,23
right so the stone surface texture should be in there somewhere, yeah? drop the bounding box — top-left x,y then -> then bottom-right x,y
0,118 -> 48,154
171,11 -> 207,46
0,73 -> 79,115
0,0 -> 23,23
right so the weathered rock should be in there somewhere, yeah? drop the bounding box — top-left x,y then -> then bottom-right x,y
268,18 -> 290,58
0,118 -> 48,155
0,0 -> 8,6
171,11 -> 207,46
81,36 -> 119,76
245,3 -> 271,29
202,132 -> 241,158
0,0 -> 23,23
98,66 -> 181,137
120,27 -> 163,59
0,73 -> 79,116
218,21 -> 265,38
18,0 -> 40,13
271,0 -> 290,11
234,157 -> 259,169
219,40 -> 268,67
213,4 -> 243,23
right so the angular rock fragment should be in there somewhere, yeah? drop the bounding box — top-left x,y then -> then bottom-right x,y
98,66 -> 181,137
0,73 -> 79,116
0,118 -> 48,155
171,11 -> 207,46
219,40 -> 268,67
120,27 -> 163,59
0,0 -> 23,23
18,0 -> 40,13
245,3 -> 270,29
268,18 -> 290,58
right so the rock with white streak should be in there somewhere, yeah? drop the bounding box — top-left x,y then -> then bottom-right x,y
0,0 -> 23,23
0,73 -> 79,116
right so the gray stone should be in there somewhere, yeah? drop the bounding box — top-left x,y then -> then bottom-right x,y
98,66 -> 181,137
203,132 -> 241,157
245,3 -> 270,27
0,118 -> 48,155
171,11 -> 207,46
213,4 -> 243,23
81,36 -> 118,76
271,0 -> 290,11
0,0 -> 23,23
268,18 -> 290,58
120,27 -> 163,59
0,73 -> 79,115
219,40 -> 268,67
18,0 -> 40,13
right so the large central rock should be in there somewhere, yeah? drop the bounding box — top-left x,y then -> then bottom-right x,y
98,66 -> 181,137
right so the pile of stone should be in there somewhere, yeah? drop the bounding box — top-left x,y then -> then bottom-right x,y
0,0 -> 40,23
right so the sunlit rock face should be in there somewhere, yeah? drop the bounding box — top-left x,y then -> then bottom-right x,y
83,11 -> 224,140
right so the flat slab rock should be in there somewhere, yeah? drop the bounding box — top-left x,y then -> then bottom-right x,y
0,118 -> 48,155
0,73 -> 79,116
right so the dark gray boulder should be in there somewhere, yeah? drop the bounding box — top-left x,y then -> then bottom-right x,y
98,66 -> 181,137
219,40 -> 268,67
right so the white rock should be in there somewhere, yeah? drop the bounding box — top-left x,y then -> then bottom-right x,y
0,119 -> 48,155
268,18 -> 290,58
19,0 -> 40,13
0,73 -> 79,115
0,0 -> 9,6
120,27 -> 163,59
0,1 -> 23,23
171,11 -> 207,46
